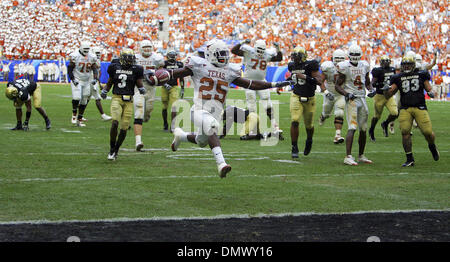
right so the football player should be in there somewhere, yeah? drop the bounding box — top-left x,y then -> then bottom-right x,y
384,55 -> 439,166
162,50 -> 184,132
287,47 -> 322,158
87,46 -> 111,121
147,39 -> 292,178
67,41 -> 99,127
335,44 -> 375,166
5,79 -> 51,131
368,55 -> 398,141
101,48 -> 146,161
319,49 -> 347,144
231,39 -> 283,136
133,40 -> 165,151
221,105 -> 267,141
415,52 -> 437,71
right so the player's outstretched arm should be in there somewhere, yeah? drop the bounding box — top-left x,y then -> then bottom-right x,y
232,77 -> 293,93
231,39 -> 250,57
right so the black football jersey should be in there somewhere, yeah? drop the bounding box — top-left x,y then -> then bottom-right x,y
288,60 -> 320,97
371,66 -> 396,94
10,79 -> 37,101
163,60 -> 184,86
390,70 -> 430,109
107,63 -> 144,95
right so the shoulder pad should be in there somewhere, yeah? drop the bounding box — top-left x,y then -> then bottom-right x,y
321,61 -> 334,72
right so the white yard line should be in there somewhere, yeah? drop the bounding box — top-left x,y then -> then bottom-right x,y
0,209 -> 448,226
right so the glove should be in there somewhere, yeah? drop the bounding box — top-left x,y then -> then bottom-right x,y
101,89 -> 108,99
367,90 -> 376,98
381,84 -> 390,91
241,39 -> 251,45
23,121 -> 29,131
91,79 -> 97,85
345,92 -> 356,101
427,92 -> 435,98
274,80 -> 295,88
72,80 -> 79,86
180,88 -> 185,99
164,83 -> 172,90
324,90 -> 334,101
138,87 -> 147,95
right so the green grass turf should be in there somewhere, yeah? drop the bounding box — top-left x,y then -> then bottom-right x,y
0,83 -> 448,222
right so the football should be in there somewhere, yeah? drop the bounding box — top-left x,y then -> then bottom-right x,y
154,69 -> 171,85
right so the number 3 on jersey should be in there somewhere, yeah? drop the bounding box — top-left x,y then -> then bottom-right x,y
118,74 -> 127,88
198,77 -> 227,103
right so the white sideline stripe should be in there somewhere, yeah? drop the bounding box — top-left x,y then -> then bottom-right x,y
0,209 -> 448,226
1,172 -> 448,183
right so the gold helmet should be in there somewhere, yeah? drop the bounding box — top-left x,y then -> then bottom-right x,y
401,55 -> 416,73
119,48 -> 136,66
5,84 -> 18,100
291,46 -> 307,63
380,55 -> 391,68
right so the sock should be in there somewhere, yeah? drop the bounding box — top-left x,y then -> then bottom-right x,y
179,130 -> 188,142
336,129 -> 341,136
136,135 -> 142,145
406,152 -> 414,162
212,146 -> 225,166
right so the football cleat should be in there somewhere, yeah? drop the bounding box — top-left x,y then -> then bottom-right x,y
381,121 -> 388,137
101,114 -> 112,121
389,122 -> 395,134
45,118 -> 51,130
76,120 -> 86,127
71,116 -> 77,125
218,163 -> 232,178
429,144 -> 440,161
291,145 -> 299,159
11,125 -> 23,131
334,135 -> 344,144
369,128 -> 376,142
304,139 -> 312,155
344,155 -> 358,166
358,155 -> 373,164
136,143 -> 144,152
107,151 -> 117,161
171,127 -> 183,152
402,160 -> 415,167
319,114 -> 326,126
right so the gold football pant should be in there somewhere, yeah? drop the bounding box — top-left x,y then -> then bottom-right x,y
290,94 -> 315,129
399,107 -> 433,136
373,94 -> 398,119
161,86 -> 179,111
111,95 -> 134,130
14,83 -> 42,109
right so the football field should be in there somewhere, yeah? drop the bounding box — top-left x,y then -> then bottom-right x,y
0,83 -> 448,241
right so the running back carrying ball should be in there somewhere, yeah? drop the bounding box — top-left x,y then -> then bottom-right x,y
145,69 -> 171,86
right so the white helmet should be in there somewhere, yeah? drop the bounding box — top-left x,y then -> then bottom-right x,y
206,39 -> 230,67
348,44 -> 362,65
415,54 -> 423,64
92,46 -> 101,59
405,50 -> 416,58
332,49 -> 346,65
254,39 -> 266,57
140,40 -> 153,57
79,41 -> 91,56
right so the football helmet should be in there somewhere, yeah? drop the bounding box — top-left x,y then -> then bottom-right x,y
405,50 -> 416,58
166,50 -> 177,62
401,55 -> 416,73
415,54 -> 423,64
92,47 -> 101,60
380,55 -> 391,68
348,44 -> 362,65
140,40 -> 153,57
206,40 -> 230,67
79,41 -> 91,56
291,47 -> 307,63
119,48 -> 136,67
332,49 -> 346,65
5,84 -> 18,100
254,39 -> 266,57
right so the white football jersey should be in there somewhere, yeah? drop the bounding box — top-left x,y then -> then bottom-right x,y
321,60 -> 339,94
136,52 -> 164,72
69,51 -> 98,81
185,55 -> 241,113
240,45 -> 276,81
337,60 -> 370,97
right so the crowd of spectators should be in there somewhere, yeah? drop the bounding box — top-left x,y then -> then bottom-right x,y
0,0 -> 448,69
